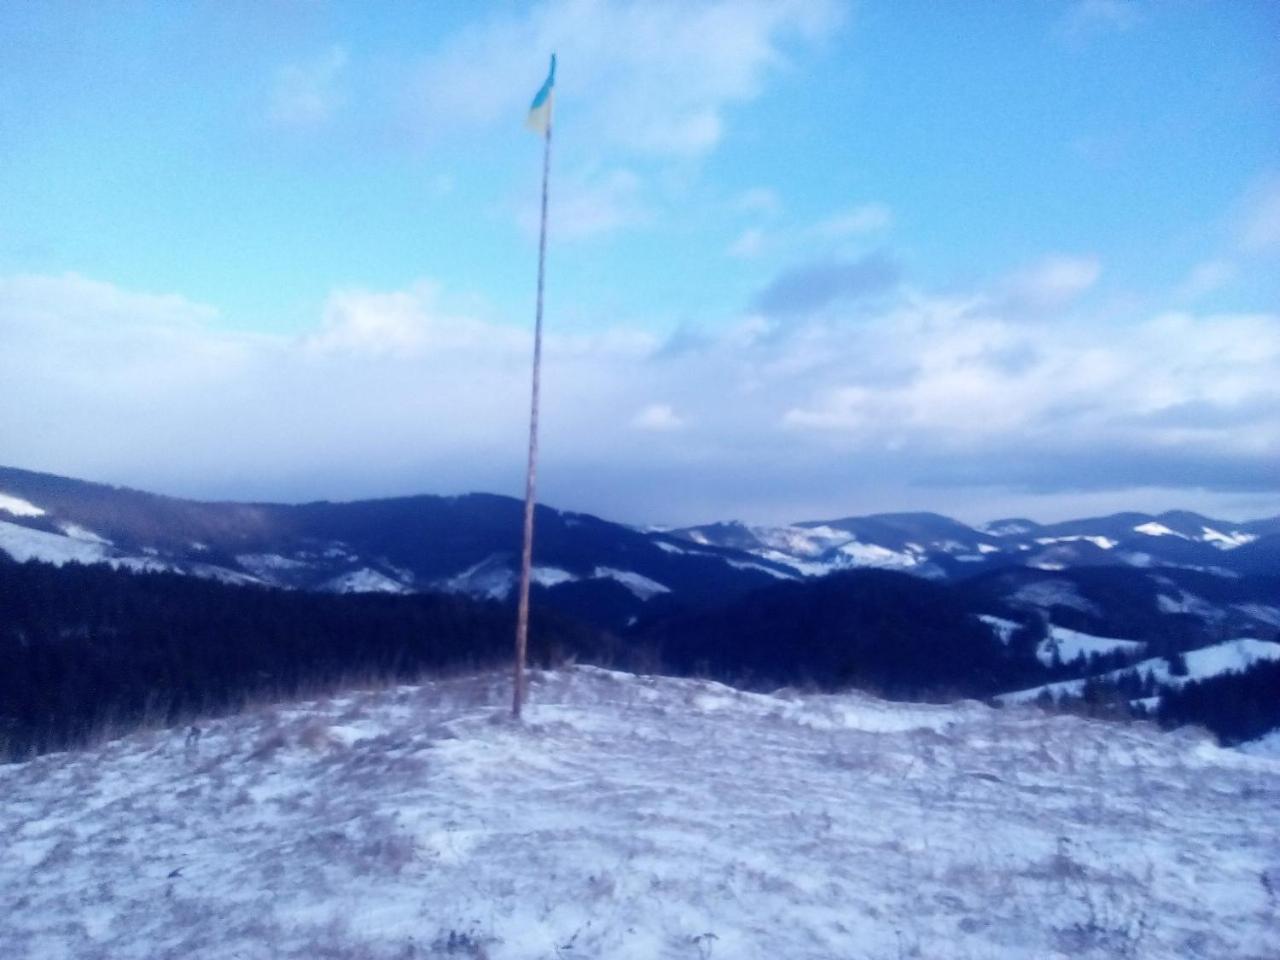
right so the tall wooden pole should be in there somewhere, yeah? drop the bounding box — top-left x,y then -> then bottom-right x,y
513,115 -> 552,720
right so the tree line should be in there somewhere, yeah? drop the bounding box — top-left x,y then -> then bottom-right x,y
0,557 -> 604,760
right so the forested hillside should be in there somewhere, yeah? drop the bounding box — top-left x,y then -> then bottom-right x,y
0,557 -> 603,760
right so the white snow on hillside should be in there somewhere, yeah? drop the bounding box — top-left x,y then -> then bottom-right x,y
1000,638 -> 1280,706
530,566 -> 577,588
978,618 -> 1146,664
835,539 -> 921,569
187,563 -> 263,587
1234,603 -> 1280,627
591,566 -> 670,600
1200,526 -> 1257,549
984,520 -> 1036,536
751,523 -> 850,558
1037,626 -> 1145,666
1034,535 -> 1118,550
58,522 -> 112,545
2,667 -> 1276,960
1155,588 -> 1222,620
1238,731 -> 1280,758
235,553 -> 311,578
0,492 -> 46,517
1010,579 -> 1101,615
1133,522 -> 1182,538
324,568 -> 410,594
725,558 -> 795,579
0,519 -> 109,565
979,614 -> 1020,643
442,555 -> 517,600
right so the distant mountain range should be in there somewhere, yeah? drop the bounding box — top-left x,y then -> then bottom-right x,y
0,465 -> 792,631
2,463 -> 1278,728
669,507 -> 1278,579
2,464 -> 1278,637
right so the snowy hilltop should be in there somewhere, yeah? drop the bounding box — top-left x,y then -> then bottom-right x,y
3,667 -> 1277,959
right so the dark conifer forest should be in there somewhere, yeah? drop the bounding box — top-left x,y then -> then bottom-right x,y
0,557 -> 604,760
1157,659 -> 1280,745
637,569 -> 1037,699
2,553 -> 1276,762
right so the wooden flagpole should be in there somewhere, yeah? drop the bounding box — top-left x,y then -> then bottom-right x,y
513,103 -> 552,720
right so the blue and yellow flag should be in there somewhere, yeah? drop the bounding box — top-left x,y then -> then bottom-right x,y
526,54 -> 556,134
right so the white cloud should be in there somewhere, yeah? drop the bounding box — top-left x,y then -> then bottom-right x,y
733,187 -> 783,218
1002,254 -> 1101,311
812,203 -> 892,239
1061,0 -> 1141,38
1176,259 -> 1237,301
631,403 -> 686,431
522,167 -> 650,240
3,271 -> 1276,525
726,200 -> 891,262
727,227 -> 766,259
1239,175 -> 1280,253
304,283 -> 525,357
268,46 -> 349,129
409,0 -> 844,156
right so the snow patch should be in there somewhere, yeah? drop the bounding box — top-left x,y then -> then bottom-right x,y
725,559 -> 796,580
1238,730 -> 1280,758
0,492 -> 45,518
0,519 -> 109,565
1036,626 -> 1144,666
752,524 -> 850,559
1034,535 -> 1117,550
441,555 -> 516,600
1001,638 -> 1280,705
324,569 -> 409,595
1010,579 -> 1100,614
591,567 -> 670,600
1156,590 -> 1222,620
835,540 -> 920,569
978,615 -> 1020,644
1133,521 -> 1184,538
1232,603 -> 1280,628
983,520 -> 1035,536
531,566 -> 577,588
1200,527 -> 1257,550
59,522 -> 111,545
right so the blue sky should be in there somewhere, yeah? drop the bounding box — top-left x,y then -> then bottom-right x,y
2,0 -> 1278,525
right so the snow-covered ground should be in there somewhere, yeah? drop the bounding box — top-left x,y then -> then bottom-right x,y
999,638 -> 1280,706
977,617 -> 1148,666
3,667 -> 1277,960
0,491 -> 46,517
1036,626 -> 1145,666
0,519 -> 110,566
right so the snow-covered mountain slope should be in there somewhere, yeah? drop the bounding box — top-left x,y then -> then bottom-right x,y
2,667 -> 1276,960
1035,625 -> 1145,665
0,465 -> 791,630
998,637 -> 1280,706
2,463 -> 1276,637
669,508 -> 1277,581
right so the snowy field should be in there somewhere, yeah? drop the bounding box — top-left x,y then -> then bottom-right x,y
2,667 -> 1278,960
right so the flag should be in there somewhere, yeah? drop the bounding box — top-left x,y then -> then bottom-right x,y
525,54 -> 556,134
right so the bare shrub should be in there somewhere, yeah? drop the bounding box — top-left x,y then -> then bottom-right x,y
35,836 -> 76,871
298,722 -> 338,751
429,927 -> 495,958
355,831 -> 418,877
247,729 -> 288,762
